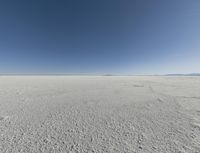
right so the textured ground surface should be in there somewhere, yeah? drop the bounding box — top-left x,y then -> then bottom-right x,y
0,76 -> 200,153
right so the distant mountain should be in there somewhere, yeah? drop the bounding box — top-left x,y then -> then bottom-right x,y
166,73 -> 200,76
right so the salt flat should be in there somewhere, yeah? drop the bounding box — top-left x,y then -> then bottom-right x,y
0,76 -> 200,153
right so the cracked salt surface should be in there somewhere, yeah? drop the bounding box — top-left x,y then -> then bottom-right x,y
0,76 -> 200,153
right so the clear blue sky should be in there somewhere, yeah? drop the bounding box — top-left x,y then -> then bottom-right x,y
0,0 -> 200,74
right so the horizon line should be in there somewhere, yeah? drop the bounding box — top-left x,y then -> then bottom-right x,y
0,73 -> 199,76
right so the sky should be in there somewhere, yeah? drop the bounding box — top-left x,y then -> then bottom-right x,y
0,0 -> 200,75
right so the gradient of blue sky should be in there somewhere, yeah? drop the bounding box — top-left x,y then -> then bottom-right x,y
0,0 -> 200,74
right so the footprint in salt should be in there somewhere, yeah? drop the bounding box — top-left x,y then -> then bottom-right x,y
0,116 -> 10,121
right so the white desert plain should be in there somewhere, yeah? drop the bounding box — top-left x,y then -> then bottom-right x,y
0,76 -> 200,153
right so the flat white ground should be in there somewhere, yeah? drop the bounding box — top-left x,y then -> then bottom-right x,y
0,76 -> 200,153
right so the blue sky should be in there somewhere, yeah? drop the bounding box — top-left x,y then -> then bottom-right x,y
0,0 -> 200,74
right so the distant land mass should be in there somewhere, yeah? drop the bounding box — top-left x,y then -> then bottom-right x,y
0,73 -> 200,76
166,73 -> 200,76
